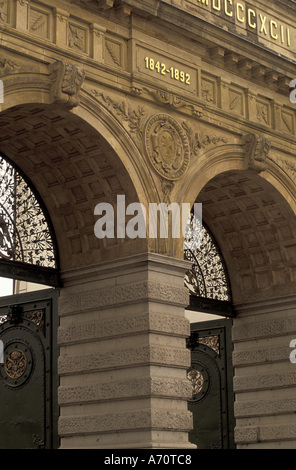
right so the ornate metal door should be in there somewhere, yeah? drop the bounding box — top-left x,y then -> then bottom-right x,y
187,318 -> 235,449
0,288 -> 59,449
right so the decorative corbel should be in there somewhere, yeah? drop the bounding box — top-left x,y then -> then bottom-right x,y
49,60 -> 85,109
244,133 -> 271,172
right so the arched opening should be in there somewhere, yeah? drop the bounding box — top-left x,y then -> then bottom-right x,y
198,169 -> 296,305
0,101 -> 149,449
0,103 -> 148,274
0,151 -> 60,287
185,168 -> 296,449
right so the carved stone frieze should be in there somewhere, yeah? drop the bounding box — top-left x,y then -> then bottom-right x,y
58,280 -> 190,315
244,133 -> 271,172
105,39 -> 121,67
0,1 -> 8,23
49,60 -> 85,108
0,57 -> 19,76
68,24 -> 86,52
144,113 -> 190,181
58,376 -> 192,405
58,344 -> 190,375
92,90 -> 145,140
274,157 -> 296,185
143,87 -> 203,117
58,311 -> 189,345
90,90 -> 230,182
58,409 -> 192,436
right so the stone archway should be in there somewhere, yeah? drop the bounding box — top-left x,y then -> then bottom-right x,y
198,169 -> 296,305
0,99 -> 195,449
188,168 -> 296,449
0,102 -> 148,271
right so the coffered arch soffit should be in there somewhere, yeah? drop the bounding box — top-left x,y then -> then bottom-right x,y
0,99 -> 153,271
182,153 -> 296,305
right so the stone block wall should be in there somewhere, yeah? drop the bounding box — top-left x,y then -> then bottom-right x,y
57,253 -> 195,449
233,295 -> 296,448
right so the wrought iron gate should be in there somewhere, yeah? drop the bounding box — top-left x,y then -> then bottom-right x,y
0,288 -> 59,449
187,318 -> 235,449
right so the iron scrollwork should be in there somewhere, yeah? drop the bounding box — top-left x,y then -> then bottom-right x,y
0,153 -> 57,271
184,217 -> 231,302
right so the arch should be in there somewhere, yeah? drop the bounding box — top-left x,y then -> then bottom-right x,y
0,71 -> 158,210
0,151 -> 60,286
191,169 -> 296,305
0,101 -> 152,272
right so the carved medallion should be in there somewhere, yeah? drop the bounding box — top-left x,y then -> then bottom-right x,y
5,350 -> 27,379
187,369 -> 204,397
145,114 -> 190,180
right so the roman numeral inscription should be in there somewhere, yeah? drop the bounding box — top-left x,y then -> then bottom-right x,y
186,0 -> 293,49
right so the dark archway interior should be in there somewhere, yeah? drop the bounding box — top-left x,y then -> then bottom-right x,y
197,170 -> 296,305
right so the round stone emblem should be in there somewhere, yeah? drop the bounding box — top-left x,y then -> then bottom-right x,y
145,114 -> 190,180
5,349 -> 27,379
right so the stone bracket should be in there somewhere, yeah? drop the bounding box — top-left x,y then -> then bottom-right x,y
49,60 -> 85,109
244,133 -> 271,173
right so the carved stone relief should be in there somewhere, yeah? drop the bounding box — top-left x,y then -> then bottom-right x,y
144,113 -> 190,181
50,60 -> 85,108
92,91 -> 146,140
90,89 -> 230,189
0,57 -> 19,76
68,23 -> 87,53
29,7 -> 49,38
244,133 -> 271,172
0,0 -> 8,23
274,157 -> 296,185
105,39 -> 122,67
256,101 -> 270,126
143,88 -> 203,118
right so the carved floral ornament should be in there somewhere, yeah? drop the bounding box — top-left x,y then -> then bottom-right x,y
90,90 -> 231,181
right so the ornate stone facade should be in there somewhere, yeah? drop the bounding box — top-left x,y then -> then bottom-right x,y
0,0 -> 296,450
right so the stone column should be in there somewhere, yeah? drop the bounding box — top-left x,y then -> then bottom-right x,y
57,253 -> 195,449
233,295 -> 296,449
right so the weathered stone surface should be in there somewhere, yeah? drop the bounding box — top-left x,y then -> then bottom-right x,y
58,311 -> 190,345
58,409 -> 193,436
58,377 -> 192,405
58,344 -> 190,375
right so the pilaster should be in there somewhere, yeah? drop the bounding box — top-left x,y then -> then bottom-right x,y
54,7 -> 70,47
233,295 -> 296,449
57,253 -> 195,449
15,0 -> 29,31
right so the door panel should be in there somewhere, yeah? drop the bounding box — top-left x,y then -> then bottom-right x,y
187,318 -> 235,449
0,289 -> 59,449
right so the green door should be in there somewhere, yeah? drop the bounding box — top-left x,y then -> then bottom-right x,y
0,288 -> 59,449
187,319 -> 235,449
